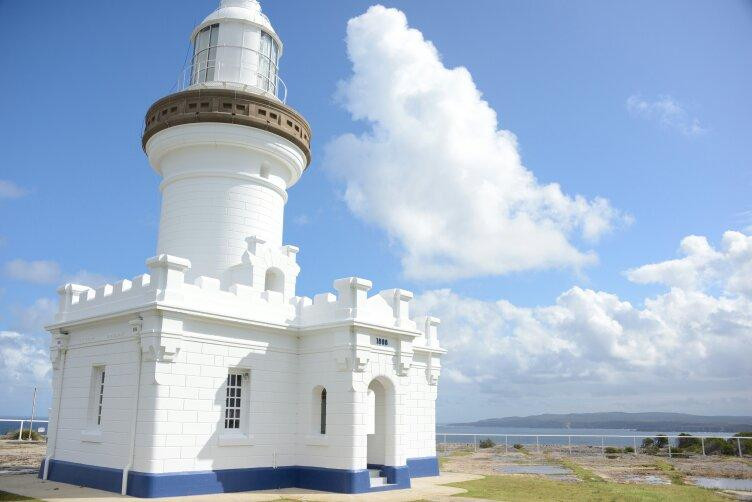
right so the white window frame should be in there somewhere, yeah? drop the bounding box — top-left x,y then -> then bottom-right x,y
218,368 -> 253,446
306,385 -> 330,446
81,365 -> 106,442
192,23 -> 220,84
258,31 -> 279,93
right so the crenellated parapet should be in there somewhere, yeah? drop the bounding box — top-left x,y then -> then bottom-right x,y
51,252 -> 443,359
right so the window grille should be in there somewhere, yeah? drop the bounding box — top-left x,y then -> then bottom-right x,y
320,388 -> 327,435
192,24 -> 219,84
224,372 -> 243,430
259,31 -> 279,93
96,369 -> 105,426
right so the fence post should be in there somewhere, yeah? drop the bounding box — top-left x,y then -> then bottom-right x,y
633,436 -> 637,454
536,436 -> 540,454
738,438 -> 743,458
17,420 -> 24,441
601,436 -> 605,457
701,437 -> 705,456
505,435 -> 508,454
474,435 -> 478,453
668,439 -> 672,458
568,435 -> 572,455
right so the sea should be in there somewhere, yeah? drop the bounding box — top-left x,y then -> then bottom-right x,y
436,424 -> 736,447
0,418 -> 49,435
0,419 -> 738,445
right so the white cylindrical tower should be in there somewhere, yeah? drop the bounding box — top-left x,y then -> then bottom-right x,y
142,0 -> 311,286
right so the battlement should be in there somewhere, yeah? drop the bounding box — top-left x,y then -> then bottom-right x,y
54,251 -> 441,350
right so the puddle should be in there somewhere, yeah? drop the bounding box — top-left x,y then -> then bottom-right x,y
690,477 -> 752,491
496,465 -> 573,476
624,475 -> 670,485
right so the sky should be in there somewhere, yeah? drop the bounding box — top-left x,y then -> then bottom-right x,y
0,0 -> 750,422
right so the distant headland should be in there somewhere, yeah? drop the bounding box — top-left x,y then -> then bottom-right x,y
449,412 -> 752,432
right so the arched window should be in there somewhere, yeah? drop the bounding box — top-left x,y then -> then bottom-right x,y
264,267 -> 284,293
320,388 -> 327,435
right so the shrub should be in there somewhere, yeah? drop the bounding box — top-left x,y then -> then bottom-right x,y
513,443 -> 524,450
641,437 -> 655,448
624,446 -> 635,453
729,433 -> 752,455
654,434 -> 669,448
604,447 -> 621,454
1,429 -> 42,441
478,438 -> 495,449
704,437 -> 735,456
677,433 -> 701,450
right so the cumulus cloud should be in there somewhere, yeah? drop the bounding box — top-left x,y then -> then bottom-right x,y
4,259 -> 61,284
626,231 -> 752,297
0,331 -> 50,384
325,6 -> 626,281
3,258 -> 114,288
0,180 -> 27,199
415,231 -> 752,418
626,95 -> 706,136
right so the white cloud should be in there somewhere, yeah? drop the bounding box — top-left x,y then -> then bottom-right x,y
4,259 -> 61,284
415,230 -> 752,419
626,95 -> 706,136
293,214 -> 311,226
626,231 -> 752,297
0,180 -> 27,199
3,258 -> 114,288
0,331 -> 50,384
11,298 -> 57,334
325,6 -> 626,281
65,270 -> 116,289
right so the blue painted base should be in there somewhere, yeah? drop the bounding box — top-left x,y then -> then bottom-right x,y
40,458 -> 422,497
407,456 -> 440,477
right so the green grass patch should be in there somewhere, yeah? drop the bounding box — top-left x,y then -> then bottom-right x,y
654,460 -> 685,485
448,474 -> 727,502
0,491 -> 42,501
558,458 -> 604,483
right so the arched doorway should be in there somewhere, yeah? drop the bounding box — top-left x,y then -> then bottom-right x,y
366,377 -> 395,467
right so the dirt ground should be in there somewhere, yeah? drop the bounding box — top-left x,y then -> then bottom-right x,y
440,443 -> 752,483
0,440 -> 46,473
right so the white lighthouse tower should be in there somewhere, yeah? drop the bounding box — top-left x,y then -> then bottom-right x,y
144,0 -> 310,289
42,1 -> 445,497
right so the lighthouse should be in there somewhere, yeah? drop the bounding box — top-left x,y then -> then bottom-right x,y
43,1 -> 445,497
143,0 -> 311,288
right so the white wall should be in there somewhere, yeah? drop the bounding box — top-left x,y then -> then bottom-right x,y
134,315 -> 298,473
51,319 -> 140,470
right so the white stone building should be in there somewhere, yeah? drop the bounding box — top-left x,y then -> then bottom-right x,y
41,0 -> 444,497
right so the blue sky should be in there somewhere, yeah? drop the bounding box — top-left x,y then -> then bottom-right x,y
1,1 -> 750,420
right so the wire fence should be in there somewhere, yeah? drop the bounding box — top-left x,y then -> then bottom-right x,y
436,433 -> 751,458
0,419 -> 49,441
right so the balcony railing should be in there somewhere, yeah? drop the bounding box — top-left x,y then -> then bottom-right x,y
178,45 -> 287,103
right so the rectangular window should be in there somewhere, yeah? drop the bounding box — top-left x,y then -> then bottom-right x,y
88,366 -> 106,429
258,31 -> 279,93
192,24 -> 219,84
224,370 -> 247,430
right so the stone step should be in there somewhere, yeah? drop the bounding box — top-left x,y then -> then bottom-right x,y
369,476 -> 389,488
368,468 -> 382,478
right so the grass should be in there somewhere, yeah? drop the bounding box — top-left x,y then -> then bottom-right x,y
558,458 -> 604,483
0,491 -> 42,501
448,460 -> 726,502
654,460 -> 685,485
